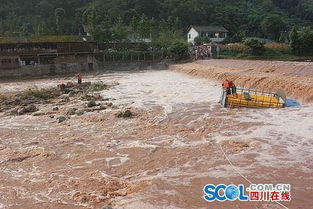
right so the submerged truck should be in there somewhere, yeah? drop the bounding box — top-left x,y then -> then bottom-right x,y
220,88 -> 286,108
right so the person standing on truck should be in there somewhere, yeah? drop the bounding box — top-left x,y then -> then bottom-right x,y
77,73 -> 82,84
229,80 -> 237,94
222,80 -> 231,95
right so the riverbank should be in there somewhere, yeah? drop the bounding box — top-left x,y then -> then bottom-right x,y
170,59 -> 313,103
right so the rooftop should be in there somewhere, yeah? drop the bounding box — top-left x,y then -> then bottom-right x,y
0,36 -> 92,44
190,26 -> 228,33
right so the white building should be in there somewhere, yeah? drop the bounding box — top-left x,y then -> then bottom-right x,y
187,26 -> 228,44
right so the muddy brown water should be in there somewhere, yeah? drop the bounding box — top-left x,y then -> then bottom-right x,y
0,70 -> 312,209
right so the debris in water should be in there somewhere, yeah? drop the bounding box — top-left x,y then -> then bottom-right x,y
67,108 -> 77,116
87,100 -> 97,108
117,110 -> 133,118
17,104 -> 38,115
56,115 -> 67,123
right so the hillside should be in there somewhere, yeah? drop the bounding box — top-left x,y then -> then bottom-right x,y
0,0 -> 312,42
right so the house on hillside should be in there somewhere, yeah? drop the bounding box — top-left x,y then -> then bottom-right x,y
187,26 -> 228,44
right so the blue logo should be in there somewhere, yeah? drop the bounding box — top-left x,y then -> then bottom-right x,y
203,184 -> 248,202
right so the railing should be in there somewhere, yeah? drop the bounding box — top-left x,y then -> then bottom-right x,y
221,88 -> 285,108
0,49 -> 57,56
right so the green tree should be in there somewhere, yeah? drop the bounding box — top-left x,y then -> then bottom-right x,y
261,14 -> 287,40
194,36 -> 202,46
194,36 -> 211,45
244,38 -> 265,55
289,26 -> 313,55
169,41 -> 190,60
92,16 -> 113,43
55,8 -> 65,34
111,17 -> 128,43
229,31 -> 246,43
22,23 -> 34,36
290,26 -> 300,54
0,0 -> 313,42
137,14 -> 152,39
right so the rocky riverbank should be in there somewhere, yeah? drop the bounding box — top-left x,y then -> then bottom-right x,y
0,81 -> 123,121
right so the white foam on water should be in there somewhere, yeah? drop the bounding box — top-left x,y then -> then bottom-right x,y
85,157 -> 107,165
105,153 -> 130,167
206,104 -> 313,172
102,70 -> 220,113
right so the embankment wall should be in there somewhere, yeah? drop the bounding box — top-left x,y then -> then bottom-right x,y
0,61 -> 168,79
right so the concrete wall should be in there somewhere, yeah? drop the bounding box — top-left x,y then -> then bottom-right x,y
0,56 -> 20,69
0,62 -> 99,79
0,60 -> 168,79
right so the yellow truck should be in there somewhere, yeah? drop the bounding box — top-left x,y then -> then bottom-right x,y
220,88 -> 286,108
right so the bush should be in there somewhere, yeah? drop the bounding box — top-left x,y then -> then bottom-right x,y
223,32 -> 246,44
244,38 -> 265,55
194,36 -> 202,46
89,82 -> 107,91
265,43 -> 290,53
21,87 -> 61,100
290,27 -> 313,56
194,36 -> 211,46
220,43 -> 250,54
168,41 -> 190,60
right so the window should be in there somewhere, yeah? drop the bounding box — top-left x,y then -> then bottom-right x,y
189,34 -> 191,39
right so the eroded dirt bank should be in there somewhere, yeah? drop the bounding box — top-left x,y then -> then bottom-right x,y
0,70 -> 312,209
170,60 -> 313,103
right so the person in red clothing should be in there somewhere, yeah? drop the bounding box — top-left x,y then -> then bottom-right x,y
229,80 -> 237,94
222,80 -> 231,95
77,73 -> 82,84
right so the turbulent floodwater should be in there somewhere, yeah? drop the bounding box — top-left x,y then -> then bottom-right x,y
0,70 -> 312,209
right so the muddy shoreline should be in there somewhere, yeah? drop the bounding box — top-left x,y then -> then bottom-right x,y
170,59 -> 313,103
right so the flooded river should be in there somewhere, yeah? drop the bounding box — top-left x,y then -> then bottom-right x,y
0,70 -> 312,209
